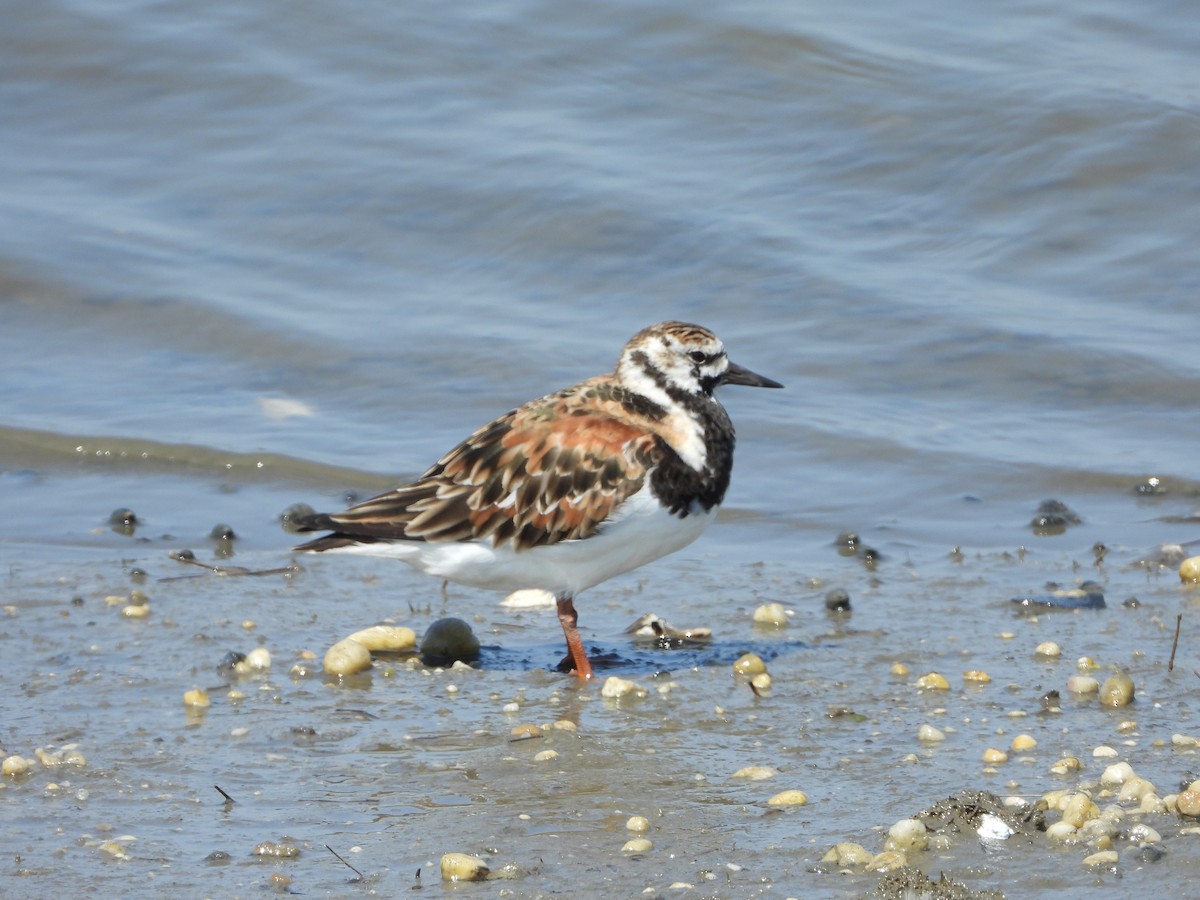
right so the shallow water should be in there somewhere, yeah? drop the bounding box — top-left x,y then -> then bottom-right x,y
3,0 -> 1200,896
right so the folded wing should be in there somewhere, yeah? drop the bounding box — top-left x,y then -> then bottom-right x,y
294,388 -> 664,553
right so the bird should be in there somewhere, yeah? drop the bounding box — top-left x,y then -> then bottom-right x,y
291,321 -> 783,680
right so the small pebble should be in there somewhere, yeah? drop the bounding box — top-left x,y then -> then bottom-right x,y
347,624 -> 417,652
245,647 -> 271,671
1132,825 -> 1161,844
626,816 -> 651,833
1061,793 -> 1099,828
1118,778 -> 1155,804
886,819 -> 928,852
1050,757 -> 1082,776
324,638 -> 372,675
750,672 -> 772,694
1139,844 -> 1165,863
1180,556 -> 1200,583
1099,672 -> 1135,708
622,837 -> 653,854
440,852 -> 489,881
752,602 -> 789,627
982,748 -> 1009,764
868,850 -> 907,873
1082,850 -> 1118,868
1100,762 -> 1135,786
977,814 -> 1014,841
122,604 -> 150,619
963,670 -> 990,683
1066,675 -> 1099,694
1035,641 -> 1062,657
732,766 -> 777,781
916,672 -> 950,691
1011,734 -> 1037,752
600,676 -> 646,699
268,873 -> 292,890
890,662 -> 909,677
1172,734 -> 1200,748
500,588 -> 557,609
2,755 -> 34,777
1045,821 -> 1078,842
917,724 -> 946,743
821,842 -> 873,868
183,688 -> 212,709
732,653 -> 766,677
533,750 -> 558,762
108,507 -> 138,529
824,588 -> 851,611
767,790 -> 808,807
98,840 -> 129,859
1093,745 -> 1119,758
420,618 -> 480,665
1176,790 -> 1200,817
35,748 -> 60,768
511,723 -> 542,739
1077,656 -> 1099,671
253,840 -> 300,858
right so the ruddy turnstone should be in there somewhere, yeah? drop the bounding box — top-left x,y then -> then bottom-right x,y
292,321 -> 782,680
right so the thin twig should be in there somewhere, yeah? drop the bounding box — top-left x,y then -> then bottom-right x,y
160,552 -> 299,582
213,784 -> 235,803
1169,613 -> 1183,672
325,844 -> 364,880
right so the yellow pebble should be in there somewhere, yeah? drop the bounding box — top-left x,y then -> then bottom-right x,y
732,766 -> 777,781
767,789 -> 808,807
752,602 -> 789,627
183,688 -> 211,708
98,840 -> 128,859
916,672 -> 950,691
2,755 -> 34,777
347,624 -> 417,652
626,816 -> 651,833
1180,556 -> 1200,583
963,670 -> 991,683
323,638 -> 372,675
890,662 -> 909,677
1050,757 -> 1082,775
732,653 -> 766,677
982,748 -> 1009,764
440,852 -> 489,881
1011,734 -> 1037,751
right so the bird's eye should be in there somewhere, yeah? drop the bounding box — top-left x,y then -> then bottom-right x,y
689,350 -> 708,364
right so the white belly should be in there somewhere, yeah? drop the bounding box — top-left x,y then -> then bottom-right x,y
313,486 -> 716,598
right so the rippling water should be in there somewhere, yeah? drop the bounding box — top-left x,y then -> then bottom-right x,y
2,1 -> 1199,896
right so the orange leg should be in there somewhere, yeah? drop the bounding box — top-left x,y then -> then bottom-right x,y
556,595 -> 594,681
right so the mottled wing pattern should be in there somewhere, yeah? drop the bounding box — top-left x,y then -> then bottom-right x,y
294,379 -> 666,552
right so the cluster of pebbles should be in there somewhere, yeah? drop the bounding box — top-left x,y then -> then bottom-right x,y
820,740 -> 1200,896
61,523 -> 1200,896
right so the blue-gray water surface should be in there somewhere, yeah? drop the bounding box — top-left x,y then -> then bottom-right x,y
2,1 -> 1199,897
